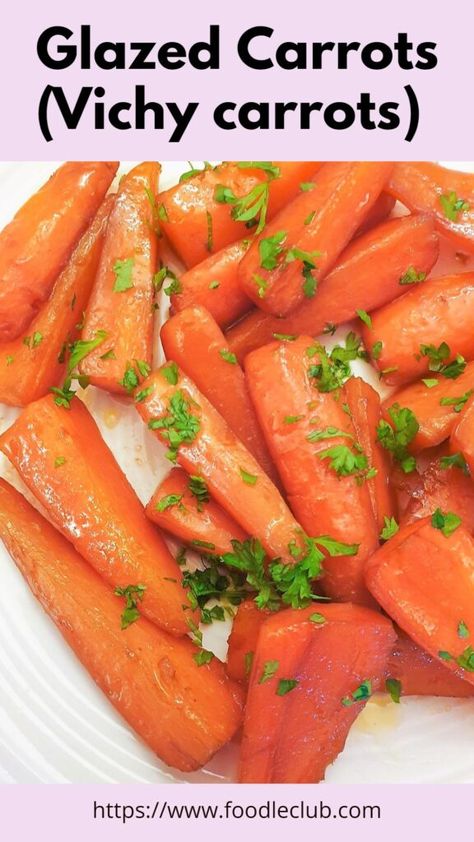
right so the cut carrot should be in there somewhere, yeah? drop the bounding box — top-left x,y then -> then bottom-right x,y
356,192 -> 395,235
366,518 -> 474,686
344,376 -> 396,531
364,272 -> 474,386
80,162 -> 160,395
171,239 -> 252,328
239,603 -> 396,783
135,365 -> 304,563
238,162 -> 393,317
0,196 -> 112,407
388,631 -> 474,698
0,478 -> 243,772
159,161 -> 320,268
228,214 -> 438,363
450,394 -> 474,475
0,395 -> 197,636
382,362 -> 474,453
0,162 -> 118,342
226,599 -> 270,683
146,467 -> 247,555
245,338 -> 378,603
161,306 -> 277,481
388,162 -> 474,254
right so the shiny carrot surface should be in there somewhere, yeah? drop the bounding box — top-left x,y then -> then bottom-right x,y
0,478 -> 243,771
388,632 -> 474,698
0,161 -> 118,342
80,162 -> 160,395
0,395 -> 196,635
226,599 -> 270,683
450,395 -> 474,474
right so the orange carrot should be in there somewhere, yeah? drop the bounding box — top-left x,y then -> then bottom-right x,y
228,214 -> 438,363
344,376 -> 396,531
239,603 -> 396,783
388,162 -> 474,253
0,162 -> 118,342
364,272 -> 474,386
0,478 -> 243,771
146,467 -> 247,555
238,162 -> 393,317
80,162 -> 160,395
161,306 -> 277,481
450,394 -> 474,475
382,362 -> 474,453
171,239 -> 252,328
159,161 -> 321,268
245,338 -> 378,604
356,192 -> 395,235
0,395 -> 197,636
0,197 -> 112,407
226,599 -> 270,683
366,518 -> 474,686
135,365 -> 305,563
388,631 -> 474,698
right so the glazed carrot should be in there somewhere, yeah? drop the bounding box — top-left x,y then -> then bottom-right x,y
146,467 -> 247,555
0,478 -> 243,771
161,306 -> 277,481
356,192 -> 395,235
228,214 -> 438,363
226,599 -> 270,683
0,162 -> 118,342
366,518 -> 474,686
388,631 -> 474,698
0,197 -> 112,407
344,376 -> 396,531
80,162 -> 160,395
239,603 -> 396,783
388,162 -> 474,254
382,362 -> 474,453
159,161 -> 321,268
450,394 -> 474,474
364,272 -> 474,386
245,338 -> 378,604
135,365 -> 304,563
238,162 -> 393,317
171,239 -> 252,328
0,395 -> 197,636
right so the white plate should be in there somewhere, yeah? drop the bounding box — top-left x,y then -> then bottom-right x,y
1,162 -> 474,784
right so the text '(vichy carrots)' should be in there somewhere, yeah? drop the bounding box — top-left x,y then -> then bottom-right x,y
80,162 -> 160,395
0,196 -> 113,407
0,395 -> 197,636
0,478 -> 244,772
0,161 -> 118,342
238,162 -> 394,317
239,603 -> 396,783
227,214 -> 438,363
160,305 -> 277,481
146,467 -> 247,555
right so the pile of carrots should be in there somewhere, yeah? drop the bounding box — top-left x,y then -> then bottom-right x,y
1,159 -> 474,783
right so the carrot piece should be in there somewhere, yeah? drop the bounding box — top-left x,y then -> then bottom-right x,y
364,272 -> 474,386
0,162 -> 118,342
135,365 -> 304,563
0,478 -> 243,771
159,161 -> 321,268
344,376 -> 396,531
146,467 -> 247,555
388,631 -> 474,698
161,305 -> 277,481
387,162 -> 474,254
366,518 -> 474,686
226,599 -> 270,683
239,603 -> 396,783
0,395 -> 197,636
0,197 -> 112,407
238,162 -> 393,317
171,239 -> 252,328
245,338 -> 378,604
356,192 -> 395,235
80,162 -> 160,395
227,214 -> 438,363
382,362 -> 474,453
450,394 -> 474,474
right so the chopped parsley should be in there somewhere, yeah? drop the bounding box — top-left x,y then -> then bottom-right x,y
259,230 -> 287,270
113,258 -> 135,293
239,468 -> 258,486
188,475 -> 209,511
273,333 -> 297,342
120,359 -> 151,394
458,621 -> 470,640
306,426 -> 353,444
439,191 -> 470,222
209,280 -> 220,290
156,493 -> 183,512
440,452 -> 469,474
439,389 -> 473,413
307,333 -> 366,393
341,679 -> 372,707
420,342 -> 466,379
422,378 -> 439,388
431,508 -> 462,537
114,584 -> 147,630
259,660 -> 279,684
219,348 -> 237,365
356,309 -> 372,328
193,649 -> 214,666
54,456 -> 66,468
439,646 -> 474,672
179,161 -> 212,182
68,330 -> 108,373
385,677 -> 402,703
148,390 -> 201,462
284,414 -> 305,424
276,678 -> 298,696
162,361 -> 179,385
376,404 -> 419,473
309,612 -> 326,625
372,340 -> 383,361
206,211 -> 213,252
399,266 -> 426,285
380,516 -> 399,542
300,182 -> 315,192
253,273 -> 268,299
